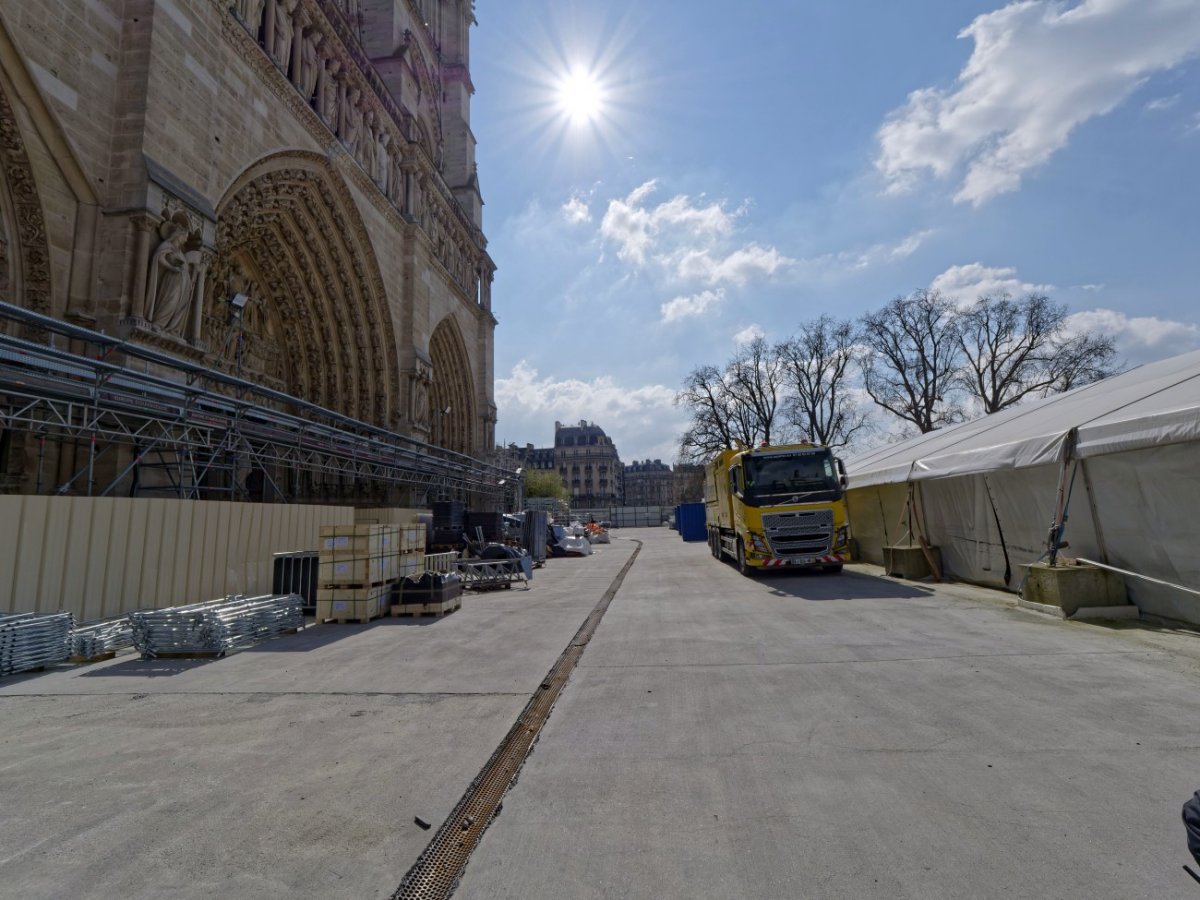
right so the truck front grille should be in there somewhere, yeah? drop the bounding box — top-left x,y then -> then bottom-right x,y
762,510 -> 834,557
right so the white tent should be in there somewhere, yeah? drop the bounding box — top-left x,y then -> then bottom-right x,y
843,349 -> 1200,624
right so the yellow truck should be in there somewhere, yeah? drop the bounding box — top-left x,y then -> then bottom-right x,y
705,441 -> 852,575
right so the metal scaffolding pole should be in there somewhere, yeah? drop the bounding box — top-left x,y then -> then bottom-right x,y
0,301 -> 514,500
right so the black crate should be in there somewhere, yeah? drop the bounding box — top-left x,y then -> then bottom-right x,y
465,510 -> 503,542
395,572 -> 464,605
272,551 -> 319,611
432,500 -> 465,530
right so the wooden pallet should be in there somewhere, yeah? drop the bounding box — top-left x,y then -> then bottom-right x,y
317,610 -> 385,625
317,581 -> 392,592
390,596 -> 462,618
69,650 -> 117,664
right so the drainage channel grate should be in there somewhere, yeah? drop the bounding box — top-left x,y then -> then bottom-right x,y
390,540 -> 643,900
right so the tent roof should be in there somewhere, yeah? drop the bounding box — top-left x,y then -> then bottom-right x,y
844,348 -> 1200,487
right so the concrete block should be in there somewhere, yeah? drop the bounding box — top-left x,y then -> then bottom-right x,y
884,544 -> 941,580
1020,562 -> 1129,617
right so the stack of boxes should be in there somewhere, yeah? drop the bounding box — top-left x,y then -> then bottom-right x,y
315,523 -> 429,622
316,525 -> 400,622
397,523 -> 427,577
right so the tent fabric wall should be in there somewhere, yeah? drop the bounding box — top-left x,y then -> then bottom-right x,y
0,496 -> 354,621
846,482 -> 908,566
1083,444 -> 1200,623
844,349 -> 1200,625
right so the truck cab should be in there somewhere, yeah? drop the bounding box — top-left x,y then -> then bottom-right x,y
706,443 -> 851,575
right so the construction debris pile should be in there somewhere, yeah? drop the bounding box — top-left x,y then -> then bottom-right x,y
70,617 -> 133,660
130,594 -> 303,659
0,612 -> 72,676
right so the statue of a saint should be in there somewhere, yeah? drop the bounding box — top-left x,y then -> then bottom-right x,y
299,31 -> 323,102
143,218 -> 192,335
271,0 -> 298,73
235,0 -> 266,32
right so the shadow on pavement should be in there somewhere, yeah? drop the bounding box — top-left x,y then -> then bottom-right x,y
764,569 -> 934,601
78,656 -> 216,678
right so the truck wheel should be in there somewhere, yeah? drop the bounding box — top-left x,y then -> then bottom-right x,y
737,539 -> 755,577
711,531 -> 721,559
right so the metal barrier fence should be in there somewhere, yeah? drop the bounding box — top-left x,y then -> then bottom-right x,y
423,552 -> 458,573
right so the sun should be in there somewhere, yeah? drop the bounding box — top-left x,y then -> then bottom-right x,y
556,68 -> 605,124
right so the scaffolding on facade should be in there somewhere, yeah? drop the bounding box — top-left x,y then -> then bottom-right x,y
0,301 -> 514,501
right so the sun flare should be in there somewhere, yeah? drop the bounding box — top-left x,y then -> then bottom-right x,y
557,69 -> 605,124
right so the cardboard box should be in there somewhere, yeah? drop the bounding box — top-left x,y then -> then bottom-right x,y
318,555 -> 390,586
316,584 -> 391,621
319,524 -> 400,558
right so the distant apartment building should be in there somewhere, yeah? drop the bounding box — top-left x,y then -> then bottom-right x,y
623,459 -> 674,507
508,443 -> 556,472
554,421 -> 623,506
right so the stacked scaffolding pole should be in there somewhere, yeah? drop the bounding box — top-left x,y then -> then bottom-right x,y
0,301 -> 515,498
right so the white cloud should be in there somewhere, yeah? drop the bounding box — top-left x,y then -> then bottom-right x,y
496,361 -> 677,419
930,262 -> 1054,304
1066,307 -> 1200,365
733,324 -> 765,346
562,195 -> 591,224
876,0 -> 1200,205
660,288 -> 725,324
1077,283 -> 1105,292
675,244 -> 788,285
848,229 -> 935,269
1145,93 -> 1181,111
494,361 -> 684,461
599,180 -> 739,267
598,180 -> 790,287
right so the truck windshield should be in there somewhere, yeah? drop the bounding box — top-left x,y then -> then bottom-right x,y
743,450 -> 841,506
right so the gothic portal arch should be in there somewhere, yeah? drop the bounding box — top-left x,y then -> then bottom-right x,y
209,153 -> 398,425
0,71 -> 52,317
428,315 -> 475,455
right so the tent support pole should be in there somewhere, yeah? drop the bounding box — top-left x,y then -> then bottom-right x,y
1048,428 -> 1079,567
1078,459 -> 1109,565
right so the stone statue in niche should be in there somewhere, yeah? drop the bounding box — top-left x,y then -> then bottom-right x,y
299,30 -> 323,102
317,56 -> 340,124
270,0 -> 298,73
144,213 -> 200,336
375,130 -> 391,192
235,0 -> 266,32
339,88 -> 362,152
360,109 -> 377,174
413,371 -> 431,429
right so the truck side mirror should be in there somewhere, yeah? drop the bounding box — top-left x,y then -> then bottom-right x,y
835,458 -> 848,489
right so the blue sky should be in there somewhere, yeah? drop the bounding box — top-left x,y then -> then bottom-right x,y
471,0 -> 1200,462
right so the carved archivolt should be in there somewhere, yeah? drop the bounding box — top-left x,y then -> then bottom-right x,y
428,315 -> 475,454
209,155 -> 399,427
0,75 -> 52,316
219,0 -> 486,303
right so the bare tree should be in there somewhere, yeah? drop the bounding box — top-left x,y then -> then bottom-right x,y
676,339 -> 788,462
859,289 -> 963,433
676,364 -> 739,462
778,315 -> 869,448
726,336 -> 787,446
957,293 -> 1118,413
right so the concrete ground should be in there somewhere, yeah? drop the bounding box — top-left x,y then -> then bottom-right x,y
3,528 -> 1199,899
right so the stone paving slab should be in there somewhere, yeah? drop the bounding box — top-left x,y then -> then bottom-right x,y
0,541 -> 636,899
4,529 -> 1200,899
458,530 -> 1200,900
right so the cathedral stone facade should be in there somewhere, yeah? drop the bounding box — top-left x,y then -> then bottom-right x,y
0,0 -> 495,492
